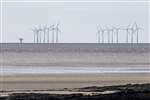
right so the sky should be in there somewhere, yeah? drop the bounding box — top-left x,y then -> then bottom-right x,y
0,0 -> 149,43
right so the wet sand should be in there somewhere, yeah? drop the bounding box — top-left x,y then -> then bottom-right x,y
1,51 -> 149,67
1,73 -> 150,90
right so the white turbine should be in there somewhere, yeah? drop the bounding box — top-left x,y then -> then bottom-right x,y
43,25 -> 47,43
122,24 -> 131,43
132,22 -> 143,43
38,25 -> 43,43
55,23 -> 61,43
47,25 -> 54,43
105,27 -> 112,43
113,27 -> 121,43
99,27 -> 105,43
97,25 -> 101,43
110,27 -> 115,43
31,27 -> 37,43
51,24 -> 55,43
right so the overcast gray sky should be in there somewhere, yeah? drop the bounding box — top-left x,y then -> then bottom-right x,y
0,0 -> 149,43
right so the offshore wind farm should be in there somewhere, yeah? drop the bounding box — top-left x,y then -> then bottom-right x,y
18,22 -> 143,44
0,20 -> 150,100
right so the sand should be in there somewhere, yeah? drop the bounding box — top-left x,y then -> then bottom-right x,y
0,43 -> 150,91
1,73 -> 150,90
1,51 -> 150,67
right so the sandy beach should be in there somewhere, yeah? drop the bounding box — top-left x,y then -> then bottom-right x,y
1,73 -> 150,90
0,43 -> 150,91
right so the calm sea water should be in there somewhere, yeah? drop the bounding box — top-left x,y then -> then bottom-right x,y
1,66 -> 150,75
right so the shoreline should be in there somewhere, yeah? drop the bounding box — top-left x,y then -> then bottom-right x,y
1,73 -> 150,90
0,43 -> 150,99
0,83 -> 150,100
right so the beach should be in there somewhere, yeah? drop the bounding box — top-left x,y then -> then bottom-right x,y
0,43 -> 150,99
1,73 -> 150,90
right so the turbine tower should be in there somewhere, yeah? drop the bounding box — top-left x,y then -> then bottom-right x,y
47,26 -> 50,43
47,25 -> 54,43
131,24 -> 135,43
100,27 -> 105,43
111,27 -> 114,43
113,27 -> 120,43
51,24 -> 55,43
34,27 -> 39,43
55,23 -> 61,43
132,22 -> 143,43
43,25 -> 47,43
36,30 -> 39,43
99,27 -> 105,43
31,27 -> 37,43
101,28 -> 105,43
122,24 -> 131,43
38,25 -> 42,43
97,26 -> 101,43
105,27 -> 112,43
126,25 -> 131,43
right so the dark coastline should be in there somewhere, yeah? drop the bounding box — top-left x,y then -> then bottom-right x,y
1,84 -> 150,100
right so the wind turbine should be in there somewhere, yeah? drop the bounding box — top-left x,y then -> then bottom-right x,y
110,27 -> 115,43
50,24 -> 55,43
122,24 -> 131,43
100,27 -> 105,43
31,27 -> 37,43
132,22 -> 143,43
46,25 -> 53,43
33,27 -> 39,43
127,25 -> 130,43
136,26 -> 143,44
105,27 -> 112,43
97,26 -> 101,43
55,23 -> 61,43
131,23 -> 139,43
36,29 -> 39,43
130,23 -> 135,43
47,26 -> 50,43
36,26 -> 43,43
113,27 -> 121,43
43,25 -> 47,43
38,25 -> 43,43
